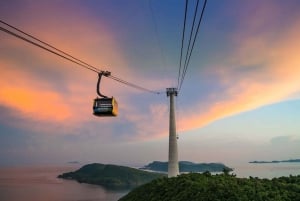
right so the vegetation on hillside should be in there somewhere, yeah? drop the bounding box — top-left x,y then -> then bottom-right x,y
58,163 -> 165,189
119,172 -> 300,201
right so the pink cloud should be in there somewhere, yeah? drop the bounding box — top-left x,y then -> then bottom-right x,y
0,1 -> 132,134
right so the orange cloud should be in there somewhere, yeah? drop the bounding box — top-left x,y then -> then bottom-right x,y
0,87 -> 71,121
0,63 -> 71,121
0,2 -> 132,135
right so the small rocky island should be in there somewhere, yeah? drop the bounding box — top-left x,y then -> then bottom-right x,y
58,163 -> 165,189
141,161 -> 233,173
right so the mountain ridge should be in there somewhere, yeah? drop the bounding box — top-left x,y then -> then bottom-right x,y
141,161 -> 233,173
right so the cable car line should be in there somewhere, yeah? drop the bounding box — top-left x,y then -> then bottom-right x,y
0,26 -> 99,74
181,0 -> 207,90
177,0 -> 207,92
177,0 -> 189,89
178,0 -> 207,91
0,19 -> 98,73
180,0 -> 200,90
108,75 -> 162,94
0,20 -> 161,95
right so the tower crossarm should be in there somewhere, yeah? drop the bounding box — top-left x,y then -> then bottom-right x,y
166,88 -> 178,97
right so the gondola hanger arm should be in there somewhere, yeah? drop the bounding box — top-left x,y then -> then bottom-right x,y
97,71 -> 111,98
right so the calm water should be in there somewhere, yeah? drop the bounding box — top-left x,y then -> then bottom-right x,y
231,162 -> 300,178
0,165 -> 128,201
0,163 -> 299,201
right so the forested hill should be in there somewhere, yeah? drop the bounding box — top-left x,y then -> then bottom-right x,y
58,163 -> 165,189
119,172 -> 300,201
141,161 -> 233,173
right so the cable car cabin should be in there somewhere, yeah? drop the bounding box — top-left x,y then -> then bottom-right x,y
93,97 -> 118,117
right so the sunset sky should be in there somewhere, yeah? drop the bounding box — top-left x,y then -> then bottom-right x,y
1,0 -> 300,167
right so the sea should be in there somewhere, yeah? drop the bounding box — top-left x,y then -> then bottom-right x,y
0,163 -> 299,201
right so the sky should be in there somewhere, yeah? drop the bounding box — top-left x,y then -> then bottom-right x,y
0,0 -> 300,167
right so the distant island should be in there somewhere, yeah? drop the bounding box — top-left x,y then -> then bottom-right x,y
249,159 -> 300,164
58,163 -> 165,189
67,161 -> 80,164
141,161 -> 233,173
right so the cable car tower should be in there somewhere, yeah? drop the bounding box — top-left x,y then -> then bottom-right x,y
166,88 -> 179,177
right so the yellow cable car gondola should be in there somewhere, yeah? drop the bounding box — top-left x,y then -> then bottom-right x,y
93,71 -> 118,117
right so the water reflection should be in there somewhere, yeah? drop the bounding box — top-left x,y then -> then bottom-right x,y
1,163 -> 298,201
0,166 -> 128,201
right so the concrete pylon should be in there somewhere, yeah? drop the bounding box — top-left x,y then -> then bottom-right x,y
166,88 -> 179,177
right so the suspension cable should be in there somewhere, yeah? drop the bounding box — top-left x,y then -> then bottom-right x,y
0,20 -> 162,95
180,0 -> 200,90
0,19 -> 99,73
0,26 -> 99,73
177,0 -> 207,92
177,0 -> 189,88
108,75 -> 161,94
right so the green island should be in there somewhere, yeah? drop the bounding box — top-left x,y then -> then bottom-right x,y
57,163 -> 164,189
119,172 -> 300,201
141,161 -> 233,173
58,161 -> 233,190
